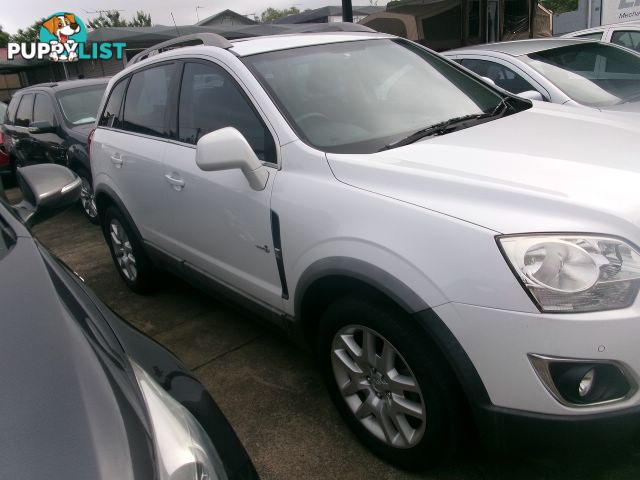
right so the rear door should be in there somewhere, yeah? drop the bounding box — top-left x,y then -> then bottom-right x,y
160,60 -> 283,308
93,62 -> 177,244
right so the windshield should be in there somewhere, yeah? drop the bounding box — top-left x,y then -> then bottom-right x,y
521,43 -> 640,107
244,39 -> 511,153
57,84 -> 107,125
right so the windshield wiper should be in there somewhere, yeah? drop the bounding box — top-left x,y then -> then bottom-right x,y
379,97 -> 513,152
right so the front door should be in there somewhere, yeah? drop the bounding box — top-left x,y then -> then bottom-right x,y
161,60 -> 283,308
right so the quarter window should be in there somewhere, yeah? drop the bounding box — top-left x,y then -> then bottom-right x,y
576,32 -> 603,41
178,62 -> 276,163
99,79 -> 127,129
122,63 -> 175,138
33,94 -> 56,125
15,93 -> 34,127
611,30 -> 640,53
460,58 -> 539,95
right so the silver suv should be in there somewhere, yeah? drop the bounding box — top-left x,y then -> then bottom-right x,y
91,31 -> 640,470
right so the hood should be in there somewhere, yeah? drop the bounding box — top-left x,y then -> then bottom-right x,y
327,102 -> 640,237
0,235 -> 155,479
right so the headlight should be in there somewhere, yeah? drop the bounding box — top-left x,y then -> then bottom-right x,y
498,234 -> 640,312
131,360 -> 228,480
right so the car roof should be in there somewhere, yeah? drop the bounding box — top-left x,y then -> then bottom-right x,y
446,38 -> 598,57
567,19 -> 640,35
18,78 -> 109,94
228,31 -> 391,56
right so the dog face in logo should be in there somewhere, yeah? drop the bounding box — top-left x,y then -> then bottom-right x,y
41,14 -> 80,43
41,13 -> 81,61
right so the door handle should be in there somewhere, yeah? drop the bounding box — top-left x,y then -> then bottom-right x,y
110,153 -> 123,167
164,173 -> 185,190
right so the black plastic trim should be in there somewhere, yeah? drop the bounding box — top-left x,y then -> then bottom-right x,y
270,210 -> 289,299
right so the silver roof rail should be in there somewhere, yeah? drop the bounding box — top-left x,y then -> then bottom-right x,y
128,33 -> 233,65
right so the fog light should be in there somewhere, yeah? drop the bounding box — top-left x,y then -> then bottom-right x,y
578,368 -> 596,398
529,354 -> 635,407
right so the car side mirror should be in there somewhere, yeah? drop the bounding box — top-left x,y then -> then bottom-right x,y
28,120 -> 57,134
13,164 -> 81,226
195,127 -> 269,191
518,90 -> 545,102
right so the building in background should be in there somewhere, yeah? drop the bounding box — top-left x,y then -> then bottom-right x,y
196,9 -> 257,27
360,0 -> 551,51
273,5 -> 385,24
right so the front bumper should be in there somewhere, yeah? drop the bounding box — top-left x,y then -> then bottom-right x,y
430,301 -> 640,447
477,403 -> 640,451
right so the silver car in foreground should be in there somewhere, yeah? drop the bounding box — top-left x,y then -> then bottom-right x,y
444,38 -> 640,114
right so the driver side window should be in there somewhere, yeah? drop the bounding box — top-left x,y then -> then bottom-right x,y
178,62 -> 276,164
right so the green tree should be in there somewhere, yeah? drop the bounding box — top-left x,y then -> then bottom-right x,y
129,11 -> 152,27
260,6 -> 300,23
0,25 -> 10,47
9,18 -> 45,43
540,0 -> 579,14
87,10 -> 152,29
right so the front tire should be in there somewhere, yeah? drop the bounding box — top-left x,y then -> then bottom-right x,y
318,296 -> 467,471
76,169 -> 99,224
103,206 -> 157,293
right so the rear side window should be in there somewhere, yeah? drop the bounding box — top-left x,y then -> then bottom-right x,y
99,79 -> 127,128
15,93 -> 34,127
611,30 -> 640,53
33,94 -> 56,125
5,96 -> 20,125
177,62 -> 276,163
122,63 -> 175,138
575,32 -> 603,41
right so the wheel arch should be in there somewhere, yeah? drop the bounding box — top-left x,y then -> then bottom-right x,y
295,257 -> 491,411
94,184 -> 144,244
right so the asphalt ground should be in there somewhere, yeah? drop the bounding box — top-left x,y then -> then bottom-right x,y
8,185 -> 640,480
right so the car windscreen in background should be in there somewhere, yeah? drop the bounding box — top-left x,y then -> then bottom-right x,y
57,84 -> 108,125
522,43 -> 640,107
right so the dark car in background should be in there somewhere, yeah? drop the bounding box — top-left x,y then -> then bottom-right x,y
0,101 -> 8,176
0,164 -> 259,480
2,79 -> 108,222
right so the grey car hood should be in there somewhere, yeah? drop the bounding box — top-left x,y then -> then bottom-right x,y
327,102 -> 640,237
0,235 -> 154,480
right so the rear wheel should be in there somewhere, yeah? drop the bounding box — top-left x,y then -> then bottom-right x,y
76,169 -> 99,224
103,206 -> 157,293
318,296 -> 467,470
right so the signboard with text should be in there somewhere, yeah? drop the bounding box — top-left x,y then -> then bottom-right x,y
602,0 -> 640,26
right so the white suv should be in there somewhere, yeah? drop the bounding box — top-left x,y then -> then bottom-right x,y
91,30 -> 640,469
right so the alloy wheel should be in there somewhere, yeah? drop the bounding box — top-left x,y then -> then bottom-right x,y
331,325 -> 426,448
80,176 -> 98,219
109,219 -> 137,281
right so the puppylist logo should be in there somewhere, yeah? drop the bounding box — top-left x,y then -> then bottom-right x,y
7,12 -> 126,62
